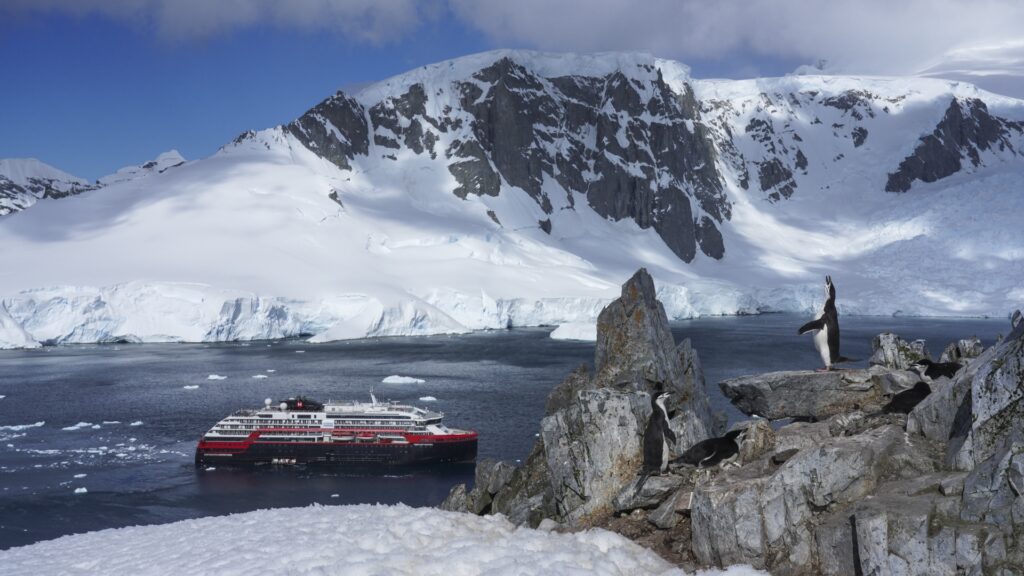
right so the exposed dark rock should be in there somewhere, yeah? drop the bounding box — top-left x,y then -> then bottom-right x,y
447,140 -> 501,199
886,97 -> 1021,192
758,158 -> 797,201
285,92 -> 368,171
851,127 -> 868,147
538,218 -> 552,234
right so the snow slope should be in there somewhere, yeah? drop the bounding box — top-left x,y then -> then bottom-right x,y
0,504 -> 767,576
0,158 -> 96,216
0,50 -> 1022,347
97,150 -> 187,186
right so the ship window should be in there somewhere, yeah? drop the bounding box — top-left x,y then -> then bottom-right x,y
257,414 -> 272,418
297,415 -> 311,419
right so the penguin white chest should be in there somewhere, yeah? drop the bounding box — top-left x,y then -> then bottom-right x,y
813,325 -> 831,367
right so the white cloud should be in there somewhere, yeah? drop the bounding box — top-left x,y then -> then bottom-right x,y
448,0 -> 1024,75
4,0 -> 425,43
7,0 -> 1024,79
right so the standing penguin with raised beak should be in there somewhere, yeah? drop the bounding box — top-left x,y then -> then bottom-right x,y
798,275 -> 852,371
634,390 -> 676,495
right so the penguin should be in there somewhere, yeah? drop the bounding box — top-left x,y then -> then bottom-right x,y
633,391 -> 676,495
673,428 -> 747,469
798,275 -> 851,371
912,359 -> 962,381
642,391 -> 676,475
880,381 -> 932,414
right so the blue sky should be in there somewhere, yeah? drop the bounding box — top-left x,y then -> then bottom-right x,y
2,1 -> 1020,180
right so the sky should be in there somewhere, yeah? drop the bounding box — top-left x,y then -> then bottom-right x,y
2,0 -> 1023,181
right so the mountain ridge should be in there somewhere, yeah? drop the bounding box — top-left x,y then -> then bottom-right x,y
1,49 -> 1022,347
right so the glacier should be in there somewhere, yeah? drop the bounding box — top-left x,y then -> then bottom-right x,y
1,50 -> 1023,349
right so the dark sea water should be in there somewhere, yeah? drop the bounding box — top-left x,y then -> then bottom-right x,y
0,314 -> 1008,549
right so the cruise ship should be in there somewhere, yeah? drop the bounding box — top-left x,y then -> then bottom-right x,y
195,395 -> 478,467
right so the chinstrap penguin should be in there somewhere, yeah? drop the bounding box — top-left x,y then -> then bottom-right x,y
881,381 -> 932,414
673,428 -> 747,469
798,275 -> 852,371
913,359 -> 962,381
633,391 -> 676,495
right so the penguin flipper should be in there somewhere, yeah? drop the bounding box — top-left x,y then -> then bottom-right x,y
798,318 -> 825,335
665,425 -> 677,445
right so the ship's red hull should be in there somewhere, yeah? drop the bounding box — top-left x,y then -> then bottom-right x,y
195,430 -> 478,467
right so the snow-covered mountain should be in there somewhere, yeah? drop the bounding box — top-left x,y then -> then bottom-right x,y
97,150 -> 187,186
1,50 -> 1023,348
0,158 -> 97,216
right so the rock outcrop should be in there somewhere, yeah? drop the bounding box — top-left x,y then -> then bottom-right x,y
441,268 -> 714,525
719,366 -> 918,421
870,332 -> 931,369
442,276 -> 1023,574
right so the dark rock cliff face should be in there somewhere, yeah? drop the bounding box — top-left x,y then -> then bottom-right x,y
274,55 -> 1024,264
0,174 -> 97,217
285,93 -> 369,171
282,57 -> 730,263
886,98 -> 1023,192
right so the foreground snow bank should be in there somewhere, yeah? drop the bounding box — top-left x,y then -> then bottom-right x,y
0,504 -> 767,576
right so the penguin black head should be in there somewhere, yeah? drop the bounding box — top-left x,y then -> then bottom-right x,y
914,359 -> 934,367
652,391 -> 671,408
824,275 -> 836,301
723,428 -> 747,442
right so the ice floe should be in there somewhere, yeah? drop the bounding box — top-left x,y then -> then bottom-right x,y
382,375 -> 425,384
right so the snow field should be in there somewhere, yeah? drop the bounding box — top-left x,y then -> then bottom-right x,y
0,504 -> 769,576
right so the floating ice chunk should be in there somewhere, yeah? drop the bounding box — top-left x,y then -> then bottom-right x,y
204,467 -> 216,471
295,350 -> 305,354
102,421 -> 120,425
330,494 -> 339,498
0,395 -> 5,400
418,396 -> 438,402
0,421 -> 44,431
382,375 -> 425,384
91,425 -> 101,429
73,474 -> 87,479
550,322 -> 598,342
252,374 -> 268,379
183,385 -> 199,390
129,421 -> 143,427
207,374 -> 227,380
62,422 -> 94,431
266,369 -> 276,373
73,487 -> 87,494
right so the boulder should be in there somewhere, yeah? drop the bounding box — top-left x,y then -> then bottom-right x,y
907,376 -> 968,443
541,388 -> 650,523
719,369 -> 886,420
947,318 -> 1024,470
870,332 -> 930,370
690,425 -> 906,572
613,473 -> 686,512
735,419 -> 776,463
940,336 -> 984,364
439,483 -> 468,512
648,488 -> 686,530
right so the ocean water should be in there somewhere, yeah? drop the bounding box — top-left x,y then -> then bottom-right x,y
0,314 -> 1008,549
